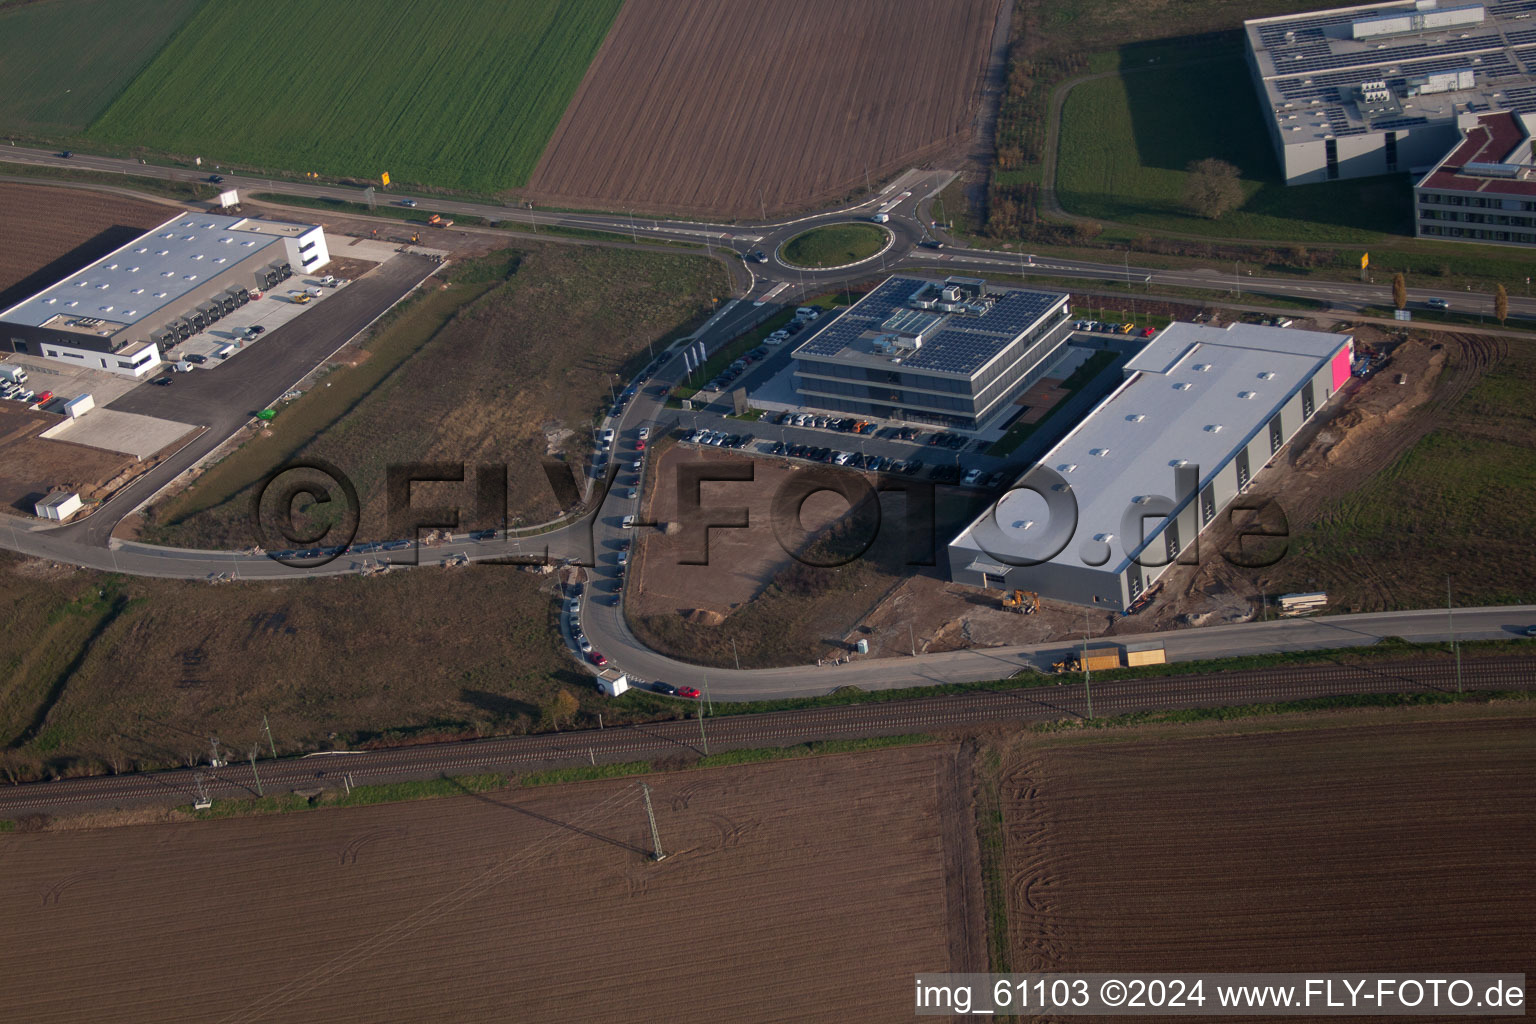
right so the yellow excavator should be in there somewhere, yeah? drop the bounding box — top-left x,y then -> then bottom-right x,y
1000,589 -> 1040,614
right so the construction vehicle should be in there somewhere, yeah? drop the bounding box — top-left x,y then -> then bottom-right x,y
1000,589 -> 1039,614
1051,652 -> 1080,673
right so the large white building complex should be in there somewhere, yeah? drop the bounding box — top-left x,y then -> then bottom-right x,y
1245,0 -> 1536,185
948,322 -> 1354,610
1,213 -> 328,377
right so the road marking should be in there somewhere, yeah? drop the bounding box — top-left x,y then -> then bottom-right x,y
759,282 -> 790,302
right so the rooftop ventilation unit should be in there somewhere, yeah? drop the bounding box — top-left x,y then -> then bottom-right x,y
1090,447 -> 1111,457
1205,424 -> 1224,433
1258,371 -> 1276,380
1173,382 -> 1192,391
1126,413 -> 1146,422
1239,390 -> 1257,399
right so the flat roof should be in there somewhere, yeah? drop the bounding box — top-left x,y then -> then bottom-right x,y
953,322 -> 1351,575
1245,0 -> 1536,145
0,213 -> 316,332
1416,109 -> 1536,192
792,276 -> 1068,378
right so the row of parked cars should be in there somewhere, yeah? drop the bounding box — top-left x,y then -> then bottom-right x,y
0,384 -> 48,405
703,345 -> 770,392
925,431 -> 971,450
685,429 -> 754,449
768,441 -> 922,475
1075,319 -> 1156,338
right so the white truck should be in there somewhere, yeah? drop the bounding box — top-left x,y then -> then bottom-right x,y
0,364 -> 29,385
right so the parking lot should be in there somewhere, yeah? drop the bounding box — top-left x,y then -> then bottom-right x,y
162,267 -> 368,370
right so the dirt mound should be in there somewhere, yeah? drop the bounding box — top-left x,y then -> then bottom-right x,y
685,608 -> 727,626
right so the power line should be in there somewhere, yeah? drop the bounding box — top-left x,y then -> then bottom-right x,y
640,782 -> 665,862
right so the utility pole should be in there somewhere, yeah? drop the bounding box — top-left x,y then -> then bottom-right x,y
1082,611 -> 1093,720
697,702 -> 709,755
729,639 -> 739,672
249,746 -> 263,797
1234,261 -> 1241,299
909,622 -> 917,657
209,736 -> 224,768
640,782 -> 666,862
262,713 -> 276,758
1447,575 -> 1462,694
702,671 -> 713,715
193,773 -> 212,811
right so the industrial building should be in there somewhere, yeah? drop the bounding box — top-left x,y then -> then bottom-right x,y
790,276 -> 1072,430
1414,109 -> 1536,244
1245,0 -> 1536,185
948,322 -> 1354,610
0,212 -> 328,377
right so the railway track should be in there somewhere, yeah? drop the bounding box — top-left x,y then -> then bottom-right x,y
3,655 -> 1531,816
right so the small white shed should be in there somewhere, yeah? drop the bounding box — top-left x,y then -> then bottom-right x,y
63,393 -> 94,419
35,490 -> 82,521
596,668 -> 629,697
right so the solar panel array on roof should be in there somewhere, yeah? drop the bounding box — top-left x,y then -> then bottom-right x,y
793,277 -> 1065,376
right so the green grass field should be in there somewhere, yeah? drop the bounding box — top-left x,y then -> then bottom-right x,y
1277,342 -> 1536,610
86,0 -> 621,191
1056,57 -> 1412,242
0,0 -> 204,136
780,223 -> 889,268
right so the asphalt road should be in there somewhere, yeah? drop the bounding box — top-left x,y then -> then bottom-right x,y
3,652 -> 1529,818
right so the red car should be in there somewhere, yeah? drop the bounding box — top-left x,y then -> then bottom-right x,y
676,685 -> 700,699
635,440 -> 646,451
589,652 -> 608,667
33,390 -> 53,405
1140,327 -> 1157,338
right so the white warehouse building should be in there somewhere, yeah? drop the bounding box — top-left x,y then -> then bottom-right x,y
1245,0 -> 1536,185
0,212 -> 328,377
947,322 -> 1355,610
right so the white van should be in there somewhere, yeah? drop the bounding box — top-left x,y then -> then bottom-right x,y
871,213 -> 890,224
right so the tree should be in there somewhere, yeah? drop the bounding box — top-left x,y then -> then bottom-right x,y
1392,272 -> 1407,311
540,690 -> 579,732
1183,159 -> 1244,219
1495,283 -> 1508,325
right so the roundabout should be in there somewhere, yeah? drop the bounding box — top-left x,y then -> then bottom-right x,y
777,221 -> 893,270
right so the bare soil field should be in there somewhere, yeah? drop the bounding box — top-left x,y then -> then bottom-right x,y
0,745 -> 984,1023
0,406 -> 127,515
524,0 -> 1001,216
0,182 -> 178,309
995,710 -> 1535,1020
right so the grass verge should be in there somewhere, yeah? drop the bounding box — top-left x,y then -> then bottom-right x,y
781,223 -> 889,268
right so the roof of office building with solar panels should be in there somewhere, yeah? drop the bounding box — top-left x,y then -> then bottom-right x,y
1245,0 -> 1536,144
791,276 -> 1069,380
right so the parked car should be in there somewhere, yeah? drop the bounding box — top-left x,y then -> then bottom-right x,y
622,514 -> 636,529
577,635 -> 593,653
185,353 -> 208,363
599,428 -> 614,447
653,681 -> 679,696
152,376 -> 173,386
638,426 -> 650,440
676,685 -> 701,699
247,325 -> 265,336
33,390 -> 53,405
589,651 -> 608,667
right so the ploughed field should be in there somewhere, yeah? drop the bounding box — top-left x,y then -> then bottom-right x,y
525,0 -> 1000,216
0,746 -> 985,1023
1001,713 -> 1535,1022
0,183 -> 177,310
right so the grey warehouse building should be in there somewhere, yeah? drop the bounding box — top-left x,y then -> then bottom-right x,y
1245,0 -> 1536,185
1,212 -> 328,377
790,276 -> 1072,430
948,322 -> 1355,610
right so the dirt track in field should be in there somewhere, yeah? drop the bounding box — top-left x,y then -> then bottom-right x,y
1000,715 -> 1535,1022
524,0 -> 1000,217
0,746 -> 984,1023
0,182 -> 178,309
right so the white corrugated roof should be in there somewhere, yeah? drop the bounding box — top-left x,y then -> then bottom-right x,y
953,322 -> 1349,574
0,213 -> 315,331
